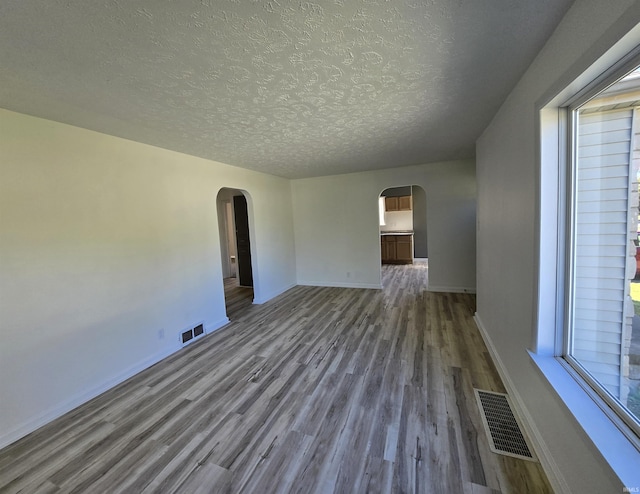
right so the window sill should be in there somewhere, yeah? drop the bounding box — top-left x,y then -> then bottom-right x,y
529,351 -> 640,488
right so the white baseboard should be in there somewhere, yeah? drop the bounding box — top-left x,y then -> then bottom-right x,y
473,314 -> 570,494
0,344 -> 181,450
0,316 -> 233,450
206,317 -> 230,333
298,280 -> 382,289
428,285 -> 476,294
252,283 -> 296,304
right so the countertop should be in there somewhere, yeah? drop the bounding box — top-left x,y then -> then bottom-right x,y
380,231 -> 414,236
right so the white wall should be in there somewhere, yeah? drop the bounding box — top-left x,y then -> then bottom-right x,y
0,108 -> 296,447
476,1 -> 640,492
291,160 -> 476,292
380,210 -> 413,232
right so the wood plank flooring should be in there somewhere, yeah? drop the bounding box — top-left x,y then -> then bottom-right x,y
223,277 -> 253,320
0,265 -> 552,494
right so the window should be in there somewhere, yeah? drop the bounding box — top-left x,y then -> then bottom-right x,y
564,62 -> 640,441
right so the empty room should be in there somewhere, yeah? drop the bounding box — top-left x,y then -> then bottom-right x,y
1,1 -> 640,492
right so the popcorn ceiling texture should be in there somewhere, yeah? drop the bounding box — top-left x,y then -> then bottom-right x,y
0,0 -> 571,178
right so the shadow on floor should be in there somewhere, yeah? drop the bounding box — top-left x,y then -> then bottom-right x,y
224,277 -> 254,320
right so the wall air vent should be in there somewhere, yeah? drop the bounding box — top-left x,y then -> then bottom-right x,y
193,324 -> 204,338
181,323 -> 206,346
181,329 -> 193,344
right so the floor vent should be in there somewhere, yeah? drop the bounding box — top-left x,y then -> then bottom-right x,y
474,389 -> 536,461
181,324 -> 205,346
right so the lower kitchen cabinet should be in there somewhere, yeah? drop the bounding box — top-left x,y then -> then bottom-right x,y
381,234 -> 413,264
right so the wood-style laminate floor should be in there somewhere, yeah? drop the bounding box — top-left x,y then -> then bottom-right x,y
223,277 -> 254,321
0,265 -> 552,494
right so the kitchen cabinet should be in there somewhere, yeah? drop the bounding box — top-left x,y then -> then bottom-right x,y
381,234 -> 413,264
396,235 -> 413,261
381,236 -> 396,262
385,195 -> 412,211
398,195 -> 412,211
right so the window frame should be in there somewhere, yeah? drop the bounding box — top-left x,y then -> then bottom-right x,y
532,23 -> 640,487
555,47 -> 640,450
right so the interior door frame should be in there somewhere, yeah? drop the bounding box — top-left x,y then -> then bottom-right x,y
233,194 -> 253,287
378,184 -> 429,284
216,187 -> 258,311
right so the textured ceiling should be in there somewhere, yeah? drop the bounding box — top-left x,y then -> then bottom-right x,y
0,0 -> 573,178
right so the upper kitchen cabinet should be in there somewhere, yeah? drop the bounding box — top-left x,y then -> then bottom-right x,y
385,195 -> 412,211
398,195 -> 412,211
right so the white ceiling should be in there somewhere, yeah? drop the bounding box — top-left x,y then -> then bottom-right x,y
0,0 -> 573,179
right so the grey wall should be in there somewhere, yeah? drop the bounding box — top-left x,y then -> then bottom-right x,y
381,186 -> 412,197
412,186 -> 428,258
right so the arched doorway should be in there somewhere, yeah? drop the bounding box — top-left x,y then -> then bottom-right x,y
216,188 -> 254,319
379,185 -> 429,284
